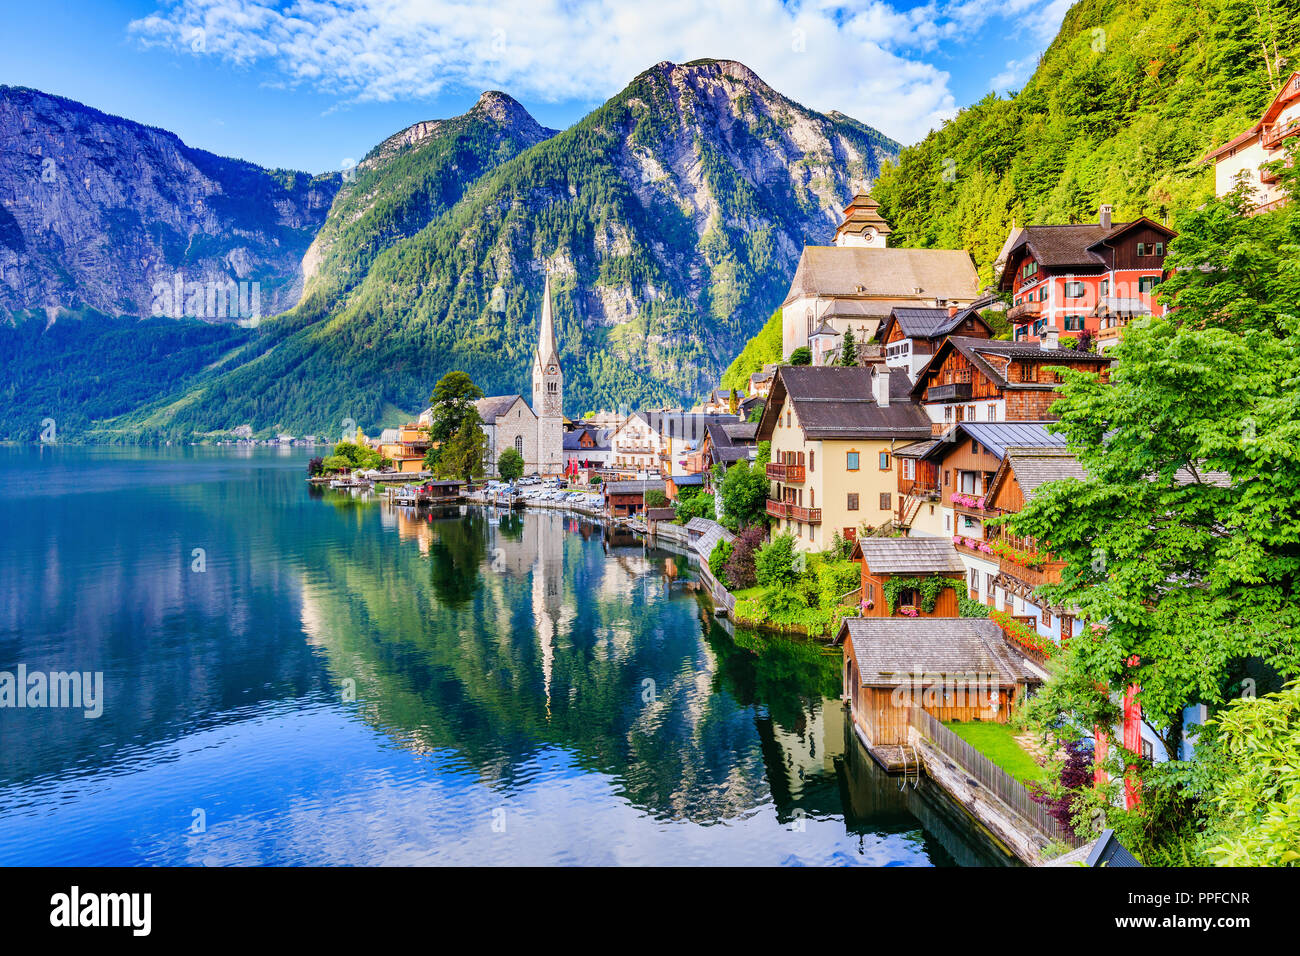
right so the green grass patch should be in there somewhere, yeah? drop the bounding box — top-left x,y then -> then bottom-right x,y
943,720 -> 1044,784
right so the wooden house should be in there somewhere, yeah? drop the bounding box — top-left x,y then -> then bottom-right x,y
602,479 -> 665,518
834,617 -> 1041,764
880,302 -> 994,382
849,537 -> 966,617
911,336 -> 1112,431
997,208 -> 1177,347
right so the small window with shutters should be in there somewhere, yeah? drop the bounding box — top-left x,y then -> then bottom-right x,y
847,493 -> 859,511
879,492 -> 891,510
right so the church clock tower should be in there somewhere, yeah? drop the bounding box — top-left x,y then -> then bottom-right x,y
532,274 -> 564,476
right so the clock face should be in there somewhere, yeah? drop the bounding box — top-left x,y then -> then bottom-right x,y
864,227 -> 876,241
548,365 -> 557,374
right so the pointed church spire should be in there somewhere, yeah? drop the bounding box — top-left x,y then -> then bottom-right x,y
536,273 -> 559,368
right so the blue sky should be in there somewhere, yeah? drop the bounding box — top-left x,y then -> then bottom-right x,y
3,1 -> 1071,174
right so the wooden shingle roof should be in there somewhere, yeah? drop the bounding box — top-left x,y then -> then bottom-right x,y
851,537 -> 966,574
835,618 -> 1039,685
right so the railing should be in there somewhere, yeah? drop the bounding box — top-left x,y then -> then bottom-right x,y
766,499 -> 792,519
910,707 -> 1083,848
1263,118 -> 1300,149
928,382 -> 972,402
1007,300 -> 1042,323
766,462 -> 806,483
790,505 -> 822,523
997,553 -> 1063,588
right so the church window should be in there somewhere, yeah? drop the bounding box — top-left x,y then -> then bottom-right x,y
515,435 -> 524,455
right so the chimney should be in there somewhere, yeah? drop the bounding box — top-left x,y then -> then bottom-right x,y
948,305 -> 959,318
1040,329 -> 1059,351
1099,203 -> 1113,230
873,366 -> 890,407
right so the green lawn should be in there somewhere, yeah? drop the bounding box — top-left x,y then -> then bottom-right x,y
943,721 -> 1045,784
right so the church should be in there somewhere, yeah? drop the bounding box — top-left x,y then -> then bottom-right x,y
459,274 -> 565,477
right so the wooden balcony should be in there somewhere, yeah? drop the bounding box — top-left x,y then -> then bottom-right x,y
1263,118 -> 1300,150
997,553 -> 1065,588
927,381 -> 972,402
1007,300 -> 1042,323
791,505 -> 822,524
766,499 -> 792,519
766,462 -> 806,482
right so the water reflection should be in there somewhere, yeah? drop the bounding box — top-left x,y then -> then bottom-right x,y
0,448 -> 1009,865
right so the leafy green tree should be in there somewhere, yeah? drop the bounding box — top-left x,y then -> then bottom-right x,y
718,456 -> 770,530
425,371 -> 484,468
645,489 -> 669,508
674,487 -> 716,524
709,539 -> 733,587
434,415 -> 488,483
497,446 -> 525,482
839,327 -> 857,366
787,347 -> 811,366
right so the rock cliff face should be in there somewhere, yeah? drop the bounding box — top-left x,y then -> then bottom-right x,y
0,86 -> 338,320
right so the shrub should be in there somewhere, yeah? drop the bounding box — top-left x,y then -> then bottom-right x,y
725,526 -> 765,590
675,488 -> 715,524
307,456 -> 324,477
755,532 -> 799,589
709,539 -> 733,587
645,489 -> 668,508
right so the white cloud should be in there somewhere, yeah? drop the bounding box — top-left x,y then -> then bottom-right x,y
128,0 -> 1068,144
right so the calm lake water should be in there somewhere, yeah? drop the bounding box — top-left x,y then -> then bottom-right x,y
0,446 -> 1008,866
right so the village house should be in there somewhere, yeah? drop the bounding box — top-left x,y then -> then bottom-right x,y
746,367 -> 774,398
698,419 -> 757,482
879,301 -> 995,382
849,537 -> 967,618
698,387 -> 742,415
834,617 -> 1041,764
997,207 -> 1177,349
781,193 -> 981,360
609,411 -> 736,479
911,335 -> 1113,431
893,423 -> 1068,613
602,479 -> 665,518
1202,70 -> 1300,215
756,365 -> 931,552
562,425 -> 612,473
374,422 -> 432,474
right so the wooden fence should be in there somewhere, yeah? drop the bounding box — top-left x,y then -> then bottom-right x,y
910,707 -> 1084,848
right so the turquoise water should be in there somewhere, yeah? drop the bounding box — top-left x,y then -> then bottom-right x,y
0,446 -> 1006,865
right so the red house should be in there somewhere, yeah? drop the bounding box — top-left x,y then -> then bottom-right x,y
997,206 -> 1176,349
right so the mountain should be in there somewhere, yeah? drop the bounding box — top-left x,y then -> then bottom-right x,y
99,59 -> 898,439
0,86 -> 339,319
870,0 -> 1300,283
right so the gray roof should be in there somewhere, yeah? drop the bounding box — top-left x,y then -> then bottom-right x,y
636,411 -> 737,441
1003,446 -> 1087,499
685,517 -> 715,534
853,537 -> 966,574
759,366 -> 932,441
888,306 -> 990,339
913,336 -> 1113,397
1093,297 -> 1152,318
475,394 -> 529,424
603,480 -> 666,494
690,519 -> 735,561
836,618 -> 1039,685
948,421 -> 1067,459
563,426 -> 610,451
706,420 -> 757,463
783,246 -> 980,305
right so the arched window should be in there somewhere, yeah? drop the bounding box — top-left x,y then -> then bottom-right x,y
515,435 -> 524,456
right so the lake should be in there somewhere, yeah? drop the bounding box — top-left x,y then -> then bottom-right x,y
0,446 -> 1008,865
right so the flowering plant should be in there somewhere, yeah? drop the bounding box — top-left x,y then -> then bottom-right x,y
991,539 -> 1047,569
899,605 -> 919,617
990,610 -> 1053,657
951,493 -> 987,510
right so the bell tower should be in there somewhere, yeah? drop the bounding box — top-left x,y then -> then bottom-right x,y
532,274 -> 564,475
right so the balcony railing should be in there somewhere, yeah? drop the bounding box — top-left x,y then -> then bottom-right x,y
766,499 -> 792,519
1263,118 -> 1300,150
766,462 -> 806,482
791,505 -> 822,523
927,382 -> 972,402
1007,300 -> 1042,323
997,553 -> 1064,588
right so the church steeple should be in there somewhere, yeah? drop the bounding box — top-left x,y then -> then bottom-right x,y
536,273 -> 560,369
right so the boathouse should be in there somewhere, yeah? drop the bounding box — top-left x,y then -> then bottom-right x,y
834,617 -> 1040,761
849,537 -> 966,617
603,479 -> 665,518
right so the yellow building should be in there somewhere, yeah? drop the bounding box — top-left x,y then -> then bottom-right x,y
756,365 -> 932,552
375,423 -> 431,474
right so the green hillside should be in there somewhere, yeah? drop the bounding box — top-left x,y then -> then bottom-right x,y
872,0 -> 1300,283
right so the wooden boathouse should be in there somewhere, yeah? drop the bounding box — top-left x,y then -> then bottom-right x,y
849,536 -> 966,617
833,617 -> 1039,770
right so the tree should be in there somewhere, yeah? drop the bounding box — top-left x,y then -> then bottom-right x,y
497,446 -> 525,482
840,327 -> 857,366
434,415 -> 488,483
425,371 -> 484,468
718,454 -> 770,530
674,487 -> 715,525
724,527 -> 765,589
787,346 -> 811,366
1011,185 -> 1300,765
645,489 -> 668,508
